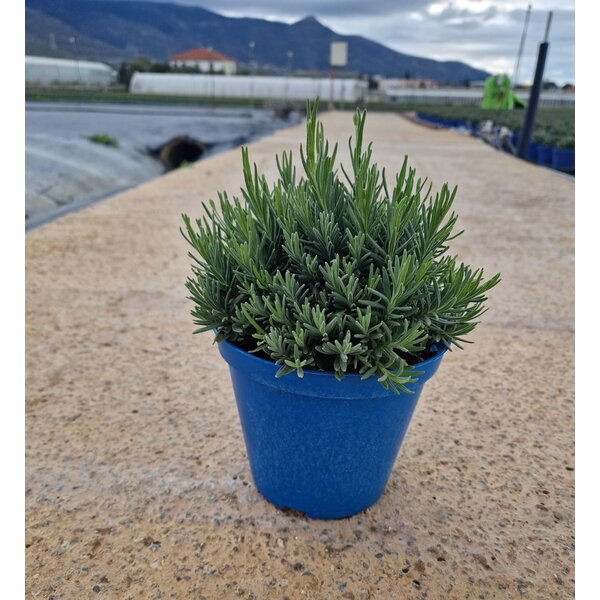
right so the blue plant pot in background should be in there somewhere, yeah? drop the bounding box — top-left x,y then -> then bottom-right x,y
537,145 -> 553,167
525,142 -> 539,162
218,339 -> 446,519
417,113 -> 438,126
552,148 -> 575,171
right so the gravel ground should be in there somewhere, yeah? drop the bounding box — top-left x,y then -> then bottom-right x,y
25,102 -> 300,223
26,112 -> 574,599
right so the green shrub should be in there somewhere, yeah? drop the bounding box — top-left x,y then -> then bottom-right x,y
86,133 -> 119,147
532,129 -> 553,146
554,135 -> 575,150
182,101 -> 500,392
409,105 -> 574,149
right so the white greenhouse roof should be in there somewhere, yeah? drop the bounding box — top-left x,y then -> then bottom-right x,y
130,73 -> 368,102
26,55 -> 116,73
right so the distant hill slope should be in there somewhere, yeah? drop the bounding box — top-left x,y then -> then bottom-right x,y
25,0 -> 489,83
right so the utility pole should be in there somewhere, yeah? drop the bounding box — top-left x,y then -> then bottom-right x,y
517,11 -> 553,159
513,4 -> 532,88
69,36 -> 82,92
329,42 -> 348,111
329,65 -> 335,111
285,50 -> 293,104
248,41 -> 255,112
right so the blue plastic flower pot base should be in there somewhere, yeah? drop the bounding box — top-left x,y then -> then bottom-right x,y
525,142 -> 540,162
537,145 -> 553,167
552,148 -> 575,171
218,339 -> 446,519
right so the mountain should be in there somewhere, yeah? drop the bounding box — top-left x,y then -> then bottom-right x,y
25,0 -> 489,83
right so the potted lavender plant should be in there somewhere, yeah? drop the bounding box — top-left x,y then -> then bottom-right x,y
182,101 -> 500,519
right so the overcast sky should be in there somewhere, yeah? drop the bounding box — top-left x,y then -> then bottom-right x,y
128,0 -> 575,84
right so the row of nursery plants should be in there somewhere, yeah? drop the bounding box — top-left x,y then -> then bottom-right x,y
404,104 -> 574,144
409,104 -> 574,173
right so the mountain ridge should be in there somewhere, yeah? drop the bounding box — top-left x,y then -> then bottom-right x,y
25,0 -> 489,83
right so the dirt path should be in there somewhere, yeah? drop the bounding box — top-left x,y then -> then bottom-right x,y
26,111 -> 574,599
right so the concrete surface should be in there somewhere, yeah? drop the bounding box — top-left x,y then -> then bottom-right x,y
26,112 -> 574,599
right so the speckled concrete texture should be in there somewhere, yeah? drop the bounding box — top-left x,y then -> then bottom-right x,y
26,112 -> 574,599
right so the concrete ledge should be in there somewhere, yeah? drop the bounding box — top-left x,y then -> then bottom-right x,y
26,112 -> 574,598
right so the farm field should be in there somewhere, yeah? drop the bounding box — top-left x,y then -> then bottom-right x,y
26,89 -> 574,147
25,102 -> 299,225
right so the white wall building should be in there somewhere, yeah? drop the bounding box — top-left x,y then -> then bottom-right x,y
384,86 -> 575,108
169,48 -> 237,75
130,73 -> 368,103
25,55 -> 117,86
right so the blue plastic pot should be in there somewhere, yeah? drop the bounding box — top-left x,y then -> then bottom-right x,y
218,339 -> 446,519
552,148 -> 575,171
525,142 -> 539,162
537,145 -> 553,166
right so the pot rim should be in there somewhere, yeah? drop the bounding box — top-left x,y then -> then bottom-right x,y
217,335 -> 448,399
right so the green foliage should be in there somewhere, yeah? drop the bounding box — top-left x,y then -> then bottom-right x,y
118,57 -> 153,86
408,104 -> 574,149
182,101 -> 500,392
25,89 -> 264,108
86,133 -> 118,147
554,135 -> 575,150
532,128 -> 553,146
118,57 -> 204,86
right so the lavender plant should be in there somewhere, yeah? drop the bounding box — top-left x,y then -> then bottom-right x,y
182,101 -> 500,392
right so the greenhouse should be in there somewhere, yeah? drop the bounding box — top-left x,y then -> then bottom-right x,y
129,73 -> 368,103
25,55 -> 117,86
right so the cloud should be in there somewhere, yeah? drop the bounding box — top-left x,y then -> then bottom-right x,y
168,0 -> 428,19
426,4 -> 499,22
109,0 -> 576,83
316,4 -> 574,83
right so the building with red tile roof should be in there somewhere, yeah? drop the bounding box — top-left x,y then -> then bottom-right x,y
169,48 -> 237,74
